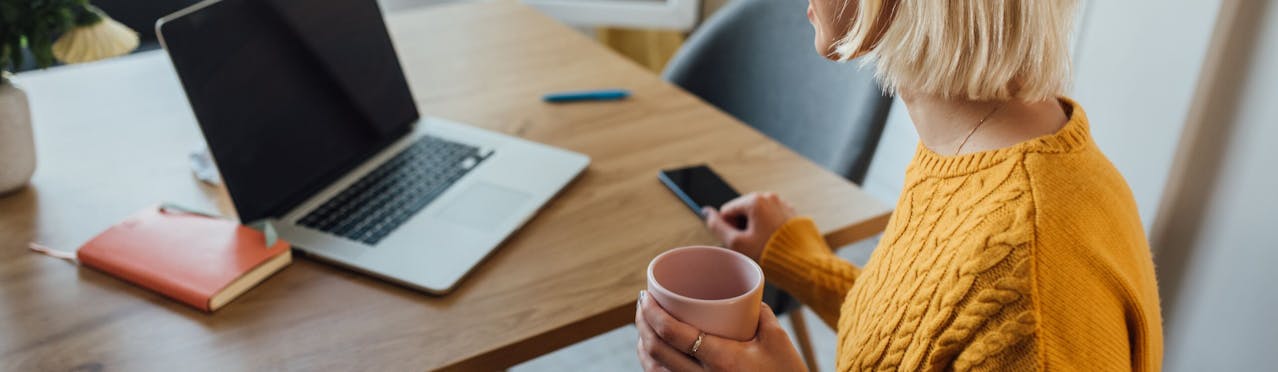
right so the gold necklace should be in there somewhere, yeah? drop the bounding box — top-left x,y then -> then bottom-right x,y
953,103 -> 1005,156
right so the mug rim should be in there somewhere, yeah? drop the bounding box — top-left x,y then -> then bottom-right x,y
646,245 -> 764,305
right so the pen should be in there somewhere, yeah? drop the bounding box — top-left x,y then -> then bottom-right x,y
543,89 -> 630,103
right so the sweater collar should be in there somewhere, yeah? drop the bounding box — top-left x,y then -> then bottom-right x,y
911,97 -> 1091,177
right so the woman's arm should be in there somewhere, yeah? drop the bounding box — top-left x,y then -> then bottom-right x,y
758,217 -> 859,328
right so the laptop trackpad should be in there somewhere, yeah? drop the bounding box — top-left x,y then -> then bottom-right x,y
437,182 -> 531,232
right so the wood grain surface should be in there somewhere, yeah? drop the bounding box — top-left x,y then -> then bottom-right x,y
0,2 -> 891,370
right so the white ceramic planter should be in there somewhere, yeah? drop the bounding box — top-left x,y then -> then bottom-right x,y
0,79 -> 35,195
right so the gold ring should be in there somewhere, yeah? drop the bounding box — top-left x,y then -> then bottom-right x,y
690,332 -> 705,355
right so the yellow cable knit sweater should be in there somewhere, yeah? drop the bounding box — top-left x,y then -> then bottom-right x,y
761,99 -> 1163,371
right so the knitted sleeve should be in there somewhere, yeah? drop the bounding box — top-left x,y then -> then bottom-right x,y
759,217 -> 859,328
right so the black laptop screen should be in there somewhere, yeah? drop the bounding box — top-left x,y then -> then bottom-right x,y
161,0 -> 418,222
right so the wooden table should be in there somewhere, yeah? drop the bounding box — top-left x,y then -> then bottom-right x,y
0,2 -> 890,370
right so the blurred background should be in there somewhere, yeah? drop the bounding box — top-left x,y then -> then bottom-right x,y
11,0 -> 1273,370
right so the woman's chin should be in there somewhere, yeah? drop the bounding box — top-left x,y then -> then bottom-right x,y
814,40 -> 841,61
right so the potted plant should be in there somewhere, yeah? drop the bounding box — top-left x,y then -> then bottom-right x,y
0,0 -> 138,195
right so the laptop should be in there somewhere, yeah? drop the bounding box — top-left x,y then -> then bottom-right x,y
156,0 -> 589,294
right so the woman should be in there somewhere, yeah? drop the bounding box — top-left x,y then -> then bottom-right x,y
636,0 -> 1163,371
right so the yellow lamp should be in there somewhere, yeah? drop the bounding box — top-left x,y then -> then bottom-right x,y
51,7 -> 139,64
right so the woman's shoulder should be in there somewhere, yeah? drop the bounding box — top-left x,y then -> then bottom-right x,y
1017,143 -> 1163,372
1021,142 -> 1144,238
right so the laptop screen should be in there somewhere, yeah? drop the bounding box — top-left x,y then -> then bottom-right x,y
161,0 -> 418,223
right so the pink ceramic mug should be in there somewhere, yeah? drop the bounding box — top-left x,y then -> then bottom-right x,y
646,245 -> 765,341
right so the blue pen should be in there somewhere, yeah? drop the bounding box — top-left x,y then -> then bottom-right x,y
543,89 -> 630,103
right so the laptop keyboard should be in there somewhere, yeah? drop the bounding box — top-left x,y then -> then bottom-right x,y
297,135 -> 492,245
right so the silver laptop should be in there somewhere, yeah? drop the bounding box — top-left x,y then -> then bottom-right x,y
157,0 -> 589,294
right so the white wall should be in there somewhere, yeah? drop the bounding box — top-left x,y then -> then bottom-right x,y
862,0 -> 1222,235
1158,1 -> 1278,370
1163,63 -> 1278,369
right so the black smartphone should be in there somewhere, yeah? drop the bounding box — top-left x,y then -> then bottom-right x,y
659,165 -> 741,218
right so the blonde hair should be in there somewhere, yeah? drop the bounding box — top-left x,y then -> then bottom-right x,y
835,0 -> 1078,101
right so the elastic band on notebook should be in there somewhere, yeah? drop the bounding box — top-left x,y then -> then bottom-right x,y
28,242 -> 78,263
158,202 -> 221,218
159,203 -> 278,247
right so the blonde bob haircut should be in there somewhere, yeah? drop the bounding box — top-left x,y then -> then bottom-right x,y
835,0 -> 1078,101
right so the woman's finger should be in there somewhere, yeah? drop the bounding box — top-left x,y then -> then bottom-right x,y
753,302 -> 786,341
704,208 -> 741,245
636,340 -> 676,372
637,329 -> 693,372
636,292 -> 703,372
641,291 -> 702,349
640,291 -> 733,363
718,193 -> 758,219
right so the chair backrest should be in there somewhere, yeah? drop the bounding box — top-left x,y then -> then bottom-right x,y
663,0 -> 892,183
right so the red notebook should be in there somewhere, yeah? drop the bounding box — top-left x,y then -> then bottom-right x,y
74,206 -> 292,312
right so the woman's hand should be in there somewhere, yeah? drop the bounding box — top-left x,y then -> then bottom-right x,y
702,192 -> 796,261
635,291 -> 808,372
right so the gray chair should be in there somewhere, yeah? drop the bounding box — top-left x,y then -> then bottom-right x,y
663,0 -> 891,184
663,0 -> 892,369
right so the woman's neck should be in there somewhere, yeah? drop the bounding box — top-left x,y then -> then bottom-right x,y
900,91 -> 1069,156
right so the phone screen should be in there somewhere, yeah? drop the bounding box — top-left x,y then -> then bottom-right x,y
659,165 -> 741,216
